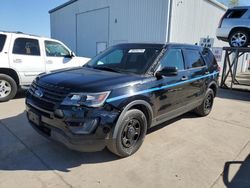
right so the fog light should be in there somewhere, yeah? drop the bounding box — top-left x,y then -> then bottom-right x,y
66,118 -> 99,134
54,109 -> 64,118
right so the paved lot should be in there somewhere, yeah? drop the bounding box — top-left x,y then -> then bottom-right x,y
0,89 -> 249,188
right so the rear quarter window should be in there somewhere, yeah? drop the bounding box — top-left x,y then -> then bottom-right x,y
225,9 -> 247,18
202,48 -> 218,67
0,34 -> 7,52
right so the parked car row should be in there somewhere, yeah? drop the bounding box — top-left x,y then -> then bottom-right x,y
0,31 -> 90,102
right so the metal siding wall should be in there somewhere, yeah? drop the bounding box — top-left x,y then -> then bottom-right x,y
50,3 -> 78,52
170,0 -> 226,47
50,0 -> 169,56
110,0 -> 168,45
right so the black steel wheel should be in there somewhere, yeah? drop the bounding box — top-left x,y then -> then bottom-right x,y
107,109 -> 147,157
121,119 -> 141,148
194,88 -> 214,117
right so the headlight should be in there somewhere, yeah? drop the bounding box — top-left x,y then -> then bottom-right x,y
62,91 -> 110,107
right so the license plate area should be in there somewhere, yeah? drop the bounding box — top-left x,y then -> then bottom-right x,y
28,110 -> 40,126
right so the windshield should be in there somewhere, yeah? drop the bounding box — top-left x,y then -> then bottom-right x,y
86,45 -> 162,75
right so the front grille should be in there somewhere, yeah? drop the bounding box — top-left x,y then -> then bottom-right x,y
29,81 -> 71,111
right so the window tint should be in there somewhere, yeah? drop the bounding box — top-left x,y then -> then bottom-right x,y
225,9 -> 247,18
160,49 -> 184,70
202,48 -> 217,66
184,49 -> 205,68
0,34 -> 6,52
97,50 -> 123,65
45,41 -> 70,57
13,38 -> 40,56
87,47 -> 161,74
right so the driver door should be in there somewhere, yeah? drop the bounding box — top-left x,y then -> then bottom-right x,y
44,40 -> 79,72
154,48 -> 190,122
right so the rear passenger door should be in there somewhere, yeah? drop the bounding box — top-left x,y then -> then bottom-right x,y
183,48 -> 208,105
10,37 -> 45,85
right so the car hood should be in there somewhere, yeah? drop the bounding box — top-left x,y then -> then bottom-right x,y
38,67 -> 147,92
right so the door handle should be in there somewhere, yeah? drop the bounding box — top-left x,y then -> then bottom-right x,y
181,76 -> 188,81
13,59 -> 22,63
46,60 -> 53,64
205,71 -> 210,75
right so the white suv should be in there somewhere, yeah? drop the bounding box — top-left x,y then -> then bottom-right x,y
0,31 -> 90,102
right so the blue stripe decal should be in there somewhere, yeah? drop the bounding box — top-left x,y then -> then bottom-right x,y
106,71 -> 219,103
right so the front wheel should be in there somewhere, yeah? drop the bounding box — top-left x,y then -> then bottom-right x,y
107,109 -> 147,157
194,88 -> 214,117
0,74 -> 18,102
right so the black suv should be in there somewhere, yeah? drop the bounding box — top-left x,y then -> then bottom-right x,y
26,43 -> 219,157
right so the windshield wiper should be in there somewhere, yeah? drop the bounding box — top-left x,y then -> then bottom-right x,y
92,66 -> 121,73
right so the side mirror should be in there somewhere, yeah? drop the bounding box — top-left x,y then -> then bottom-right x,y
155,66 -> 178,78
70,51 -> 75,57
65,51 -> 75,58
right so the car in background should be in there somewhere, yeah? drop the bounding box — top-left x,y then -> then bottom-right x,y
216,6 -> 250,47
0,31 -> 90,102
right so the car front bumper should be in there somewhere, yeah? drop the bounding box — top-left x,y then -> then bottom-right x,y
26,98 -> 120,152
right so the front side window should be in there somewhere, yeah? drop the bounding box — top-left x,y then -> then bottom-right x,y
0,34 -> 6,52
87,46 -> 161,75
184,49 -> 205,68
45,41 -> 70,57
159,49 -> 184,71
13,38 -> 40,56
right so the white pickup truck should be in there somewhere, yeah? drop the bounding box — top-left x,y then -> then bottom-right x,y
0,31 -> 90,102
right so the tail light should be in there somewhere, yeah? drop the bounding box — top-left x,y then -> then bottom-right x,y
218,66 -> 221,72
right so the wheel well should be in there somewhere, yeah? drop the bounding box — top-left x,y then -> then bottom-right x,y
229,27 -> 250,38
209,83 -> 217,96
129,104 -> 152,129
0,68 -> 20,85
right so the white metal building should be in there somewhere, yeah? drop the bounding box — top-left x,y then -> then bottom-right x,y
49,0 -> 227,58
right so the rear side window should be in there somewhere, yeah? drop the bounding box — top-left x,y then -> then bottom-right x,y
13,38 -> 40,56
160,49 -> 185,70
184,49 -> 205,69
0,34 -> 6,52
225,9 -> 247,18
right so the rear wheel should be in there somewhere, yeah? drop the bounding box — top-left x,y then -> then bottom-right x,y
0,74 -> 17,102
194,88 -> 214,117
229,30 -> 249,47
107,109 -> 147,157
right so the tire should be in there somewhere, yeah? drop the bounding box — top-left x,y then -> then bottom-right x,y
107,109 -> 147,157
194,88 -> 214,117
0,74 -> 18,102
229,30 -> 249,47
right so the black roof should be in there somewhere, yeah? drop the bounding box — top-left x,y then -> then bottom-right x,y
114,43 -> 203,50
